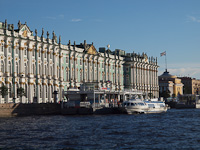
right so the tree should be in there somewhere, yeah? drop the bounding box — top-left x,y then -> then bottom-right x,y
148,93 -> 153,99
0,85 -> 8,98
159,90 -> 170,99
17,87 -> 26,97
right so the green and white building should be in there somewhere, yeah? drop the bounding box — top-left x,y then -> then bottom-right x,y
0,20 -> 124,103
0,20 -> 158,103
124,52 -> 159,98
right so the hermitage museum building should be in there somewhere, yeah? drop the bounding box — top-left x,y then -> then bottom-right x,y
0,20 -> 159,103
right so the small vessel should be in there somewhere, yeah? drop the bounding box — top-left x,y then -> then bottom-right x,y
144,99 -> 168,113
122,97 -> 149,114
123,97 -> 168,114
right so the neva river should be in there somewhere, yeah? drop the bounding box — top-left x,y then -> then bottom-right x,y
1,109 -> 200,150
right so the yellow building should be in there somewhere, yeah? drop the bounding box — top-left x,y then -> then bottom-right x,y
159,70 -> 183,97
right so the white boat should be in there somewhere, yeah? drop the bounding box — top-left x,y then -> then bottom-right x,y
144,99 -> 168,113
122,99 -> 149,114
123,98 -> 168,114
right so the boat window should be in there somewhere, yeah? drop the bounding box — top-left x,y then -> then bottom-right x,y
127,103 -> 130,106
148,104 -> 155,108
160,104 -> 164,107
131,103 -> 135,106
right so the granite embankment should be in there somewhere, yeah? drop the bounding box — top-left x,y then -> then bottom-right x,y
0,103 -> 61,117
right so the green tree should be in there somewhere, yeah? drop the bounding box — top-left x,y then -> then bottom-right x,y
0,85 -> 8,98
17,87 -> 26,97
148,93 -> 153,99
159,90 -> 170,99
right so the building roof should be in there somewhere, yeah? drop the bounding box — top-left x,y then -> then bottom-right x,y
159,70 -> 177,78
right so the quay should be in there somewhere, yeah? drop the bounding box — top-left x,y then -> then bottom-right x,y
0,103 -> 124,117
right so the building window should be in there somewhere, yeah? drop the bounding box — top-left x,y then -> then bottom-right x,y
46,86 -> 48,99
102,62 -> 104,68
1,44 -> 4,52
32,49 -> 35,57
16,47 -> 19,55
1,60 -> 4,73
126,75 -> 129,84
57,66 -> 59,78
32,63 -> 35,75
44,51 -> 47,58
66,68 -> 69,81
24,63 -> 27,75
66,57 -> 68,64
8,61 -> 12,75
126,67 -> 129,72
80,69 -> 82,82
80,59 -> 82,65
16,62 -> 19,75
8,46 -> 11,53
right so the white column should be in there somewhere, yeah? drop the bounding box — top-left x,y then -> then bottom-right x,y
28,84 -> 32,103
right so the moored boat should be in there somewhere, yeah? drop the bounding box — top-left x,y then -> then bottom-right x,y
144,99 -> 168,113
122,98 -> 168,114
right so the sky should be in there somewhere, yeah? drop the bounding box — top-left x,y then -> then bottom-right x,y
0,0 -> 200,79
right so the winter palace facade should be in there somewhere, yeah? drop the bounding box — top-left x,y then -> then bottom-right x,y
0,20 -> 159,103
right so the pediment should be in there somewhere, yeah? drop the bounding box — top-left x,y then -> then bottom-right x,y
19,25 -> 32,37
87,45 -> 97,55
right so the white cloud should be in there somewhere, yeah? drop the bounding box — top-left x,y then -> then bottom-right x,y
71,18 -> 82,22
158,63 -> 200,79
44,14 -> 64,20
59,14 -> 64,19
187,15 -> 200,23
45,16 -> 56,20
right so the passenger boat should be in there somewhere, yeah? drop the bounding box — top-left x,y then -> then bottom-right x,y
122,98 -> 168,114
144,99 -> 168,113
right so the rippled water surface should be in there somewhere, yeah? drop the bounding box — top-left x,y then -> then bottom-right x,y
1,109 -> 200,150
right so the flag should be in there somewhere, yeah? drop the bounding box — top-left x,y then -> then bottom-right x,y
160,51 -> 166,57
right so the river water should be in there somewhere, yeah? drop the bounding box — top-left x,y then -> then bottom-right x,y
0,109 -> 200,150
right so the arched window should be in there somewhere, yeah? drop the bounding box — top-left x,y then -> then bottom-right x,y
8,46 -> 11,53
91,69 -> 93,81
51,85 -> 54,98
1,60 -> 4,73
24,47 -> 27,56
16,46 -> 19,55
9,83 -> 12,97
38,50 -> 41,57
51,66 -> 53,77
34,84 -> 36,97
85,72 -> 87,81
25,84 -> 28,98
16,62 -> 19,75
80,69 -> 82,82
1,44 -> 4,52
32,63 -> 35,75
8,61 -> 12,75
66,67 -> 69,81
25,62 -> 28,75
32,49 -> 35,57
40,85 -> 42,99
102,71 -> 104,80
57,66 -> 59,78
126,75 -> 129,84
46,85 -> 48,99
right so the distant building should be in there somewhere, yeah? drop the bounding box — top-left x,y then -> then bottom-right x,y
178,77 -> 200,95
159,70 -> 183,97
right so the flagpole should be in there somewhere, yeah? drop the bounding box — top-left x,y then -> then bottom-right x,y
165,51 -> 167,71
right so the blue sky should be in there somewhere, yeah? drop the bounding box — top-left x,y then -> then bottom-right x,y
1,0 -> 200,78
